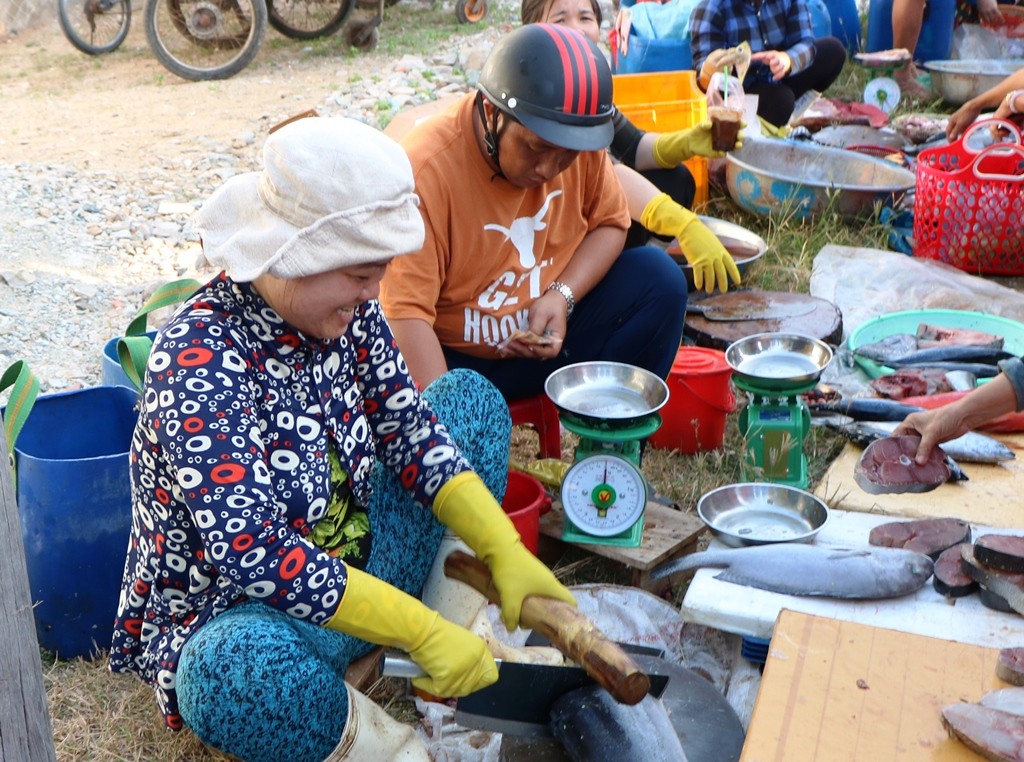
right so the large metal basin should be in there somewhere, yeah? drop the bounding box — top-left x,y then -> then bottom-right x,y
725,136 -> 916,219
924,60 -> 1024,106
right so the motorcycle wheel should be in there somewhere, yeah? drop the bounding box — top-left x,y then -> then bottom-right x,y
267,0 -> 354,39
145,0 -> 267,80
59,0 -> 131,55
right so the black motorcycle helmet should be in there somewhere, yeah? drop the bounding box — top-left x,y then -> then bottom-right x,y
477,23 -> 615,153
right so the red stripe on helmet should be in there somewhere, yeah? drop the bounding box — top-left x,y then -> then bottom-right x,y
540,24 -> 598,117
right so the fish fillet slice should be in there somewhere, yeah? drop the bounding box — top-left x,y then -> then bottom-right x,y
942,703 -> 1024,762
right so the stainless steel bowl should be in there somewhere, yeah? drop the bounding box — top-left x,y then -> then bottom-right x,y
698,482 -> 830,547
725,136 -> 916,220
725,332 -> 833,391
544,361 -> 669,422
667,216 -> 767,292
924,59 -> 1024,106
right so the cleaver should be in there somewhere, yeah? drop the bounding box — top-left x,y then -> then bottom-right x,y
686,299 -> 816,321
383,652 -> 670,737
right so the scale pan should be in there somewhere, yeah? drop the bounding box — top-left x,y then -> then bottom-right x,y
698,482 -> 829,547
725,333 -> 832,392
544,361 -> 669,424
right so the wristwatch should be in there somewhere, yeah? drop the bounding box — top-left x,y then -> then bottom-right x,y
547,281 -> 575,318
1005,90 -> 1023,115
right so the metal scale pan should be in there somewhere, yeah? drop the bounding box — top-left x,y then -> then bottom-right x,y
725,332 -> 833,394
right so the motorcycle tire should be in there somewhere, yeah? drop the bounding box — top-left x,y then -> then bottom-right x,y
145,0 -> 267,80
266,0 -> 354,39
59,0 -> 132,55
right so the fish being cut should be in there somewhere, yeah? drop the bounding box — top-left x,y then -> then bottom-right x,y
941,703 -> 1024,762
550,686 -> 689,762
868,517 -> 971,559
854,435 -> 952,494
824,419 -> 1015,464
649,544 -> 934,599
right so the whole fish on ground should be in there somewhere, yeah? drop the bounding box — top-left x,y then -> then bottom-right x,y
649,544 -> 934,599
820,417 -> 1015,465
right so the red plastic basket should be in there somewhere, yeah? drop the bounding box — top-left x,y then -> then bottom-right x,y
913,119 -> 1024,275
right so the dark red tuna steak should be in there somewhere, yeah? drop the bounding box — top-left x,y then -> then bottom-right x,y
933,542 -> 979,598
961,545 -> 1024,617
854,435 -> 951,495
977,536 -> 1024,574
869,517 -> 971,560
998,647 -> 1024,687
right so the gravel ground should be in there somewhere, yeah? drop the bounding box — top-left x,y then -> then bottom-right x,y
0,13 -> 514,396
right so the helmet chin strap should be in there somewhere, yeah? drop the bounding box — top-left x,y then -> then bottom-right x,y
475,92 -> 505,181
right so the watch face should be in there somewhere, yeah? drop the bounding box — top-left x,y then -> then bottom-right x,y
561,454 -> 647,536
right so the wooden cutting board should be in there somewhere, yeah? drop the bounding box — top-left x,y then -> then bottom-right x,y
684,291 -> 842,350
814,432 -> 1024,528
742,609 -> 1005,762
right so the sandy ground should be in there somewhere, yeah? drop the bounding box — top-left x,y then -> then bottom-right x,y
0,14 -> 399,172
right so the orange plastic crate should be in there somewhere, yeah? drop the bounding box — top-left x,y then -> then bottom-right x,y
613,70 -> 709,208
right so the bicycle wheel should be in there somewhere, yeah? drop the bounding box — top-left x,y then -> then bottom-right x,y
59,0 -> 132,55
267,0 -> 353,39
145,0 -> 267,80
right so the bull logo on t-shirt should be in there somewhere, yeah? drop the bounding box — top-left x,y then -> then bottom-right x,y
483,190 -> 562,269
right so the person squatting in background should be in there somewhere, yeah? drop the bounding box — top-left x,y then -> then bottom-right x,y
380,24 -> 692,402
520,0 -> 743,294
691,0 -> 846,127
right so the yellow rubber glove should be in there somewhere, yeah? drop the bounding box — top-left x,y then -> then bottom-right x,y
328,566 -> 497,698
640,193 -> 741,293
652,121 -> 743,165
433,472 -> 576,631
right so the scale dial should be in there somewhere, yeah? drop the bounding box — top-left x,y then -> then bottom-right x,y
561,454 -> 647,537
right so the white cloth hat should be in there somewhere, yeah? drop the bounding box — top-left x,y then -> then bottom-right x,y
194,117 -> 424,282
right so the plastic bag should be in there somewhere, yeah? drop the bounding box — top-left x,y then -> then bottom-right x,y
706,70 -> 745,111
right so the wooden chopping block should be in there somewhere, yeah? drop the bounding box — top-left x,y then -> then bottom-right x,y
443,550 -> 652,705
684,290 -> 842,350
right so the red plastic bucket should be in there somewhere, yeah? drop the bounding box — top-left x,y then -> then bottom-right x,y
502,470 -> 551,555
649,347 -> 736,454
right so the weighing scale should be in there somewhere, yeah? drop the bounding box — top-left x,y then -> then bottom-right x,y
725,333 -> 833,491
854,50 -> 912,115
734,375 -> 815,489
558,411 -> 662,548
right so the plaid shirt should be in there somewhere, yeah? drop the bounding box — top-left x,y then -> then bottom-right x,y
690,0 -> 816,86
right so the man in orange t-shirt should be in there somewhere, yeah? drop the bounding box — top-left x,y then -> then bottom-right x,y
381,24 -> 688,401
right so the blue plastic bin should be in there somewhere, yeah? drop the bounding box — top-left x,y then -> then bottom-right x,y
866,0 -> 955,62
4,385 -> 138,659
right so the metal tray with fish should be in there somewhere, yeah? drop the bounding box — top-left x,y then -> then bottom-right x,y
698,483 -> 829,547
847,309 -> 1024,380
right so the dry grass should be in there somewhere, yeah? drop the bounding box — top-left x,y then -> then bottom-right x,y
41,49 -> 965,761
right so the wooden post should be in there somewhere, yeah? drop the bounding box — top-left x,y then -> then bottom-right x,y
0,432 -> 57,761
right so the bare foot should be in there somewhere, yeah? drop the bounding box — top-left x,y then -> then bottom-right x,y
895,63 -> 932,102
